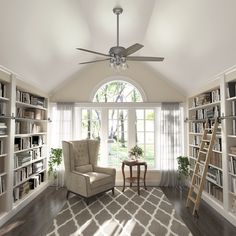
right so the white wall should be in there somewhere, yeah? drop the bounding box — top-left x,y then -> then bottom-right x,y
50,61 -> 186,102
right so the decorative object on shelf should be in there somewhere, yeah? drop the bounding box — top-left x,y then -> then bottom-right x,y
48,148 -> 62,187
177,156 -> 190,187
129,145 -> 143,160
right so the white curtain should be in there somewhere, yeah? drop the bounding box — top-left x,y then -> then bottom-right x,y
49,103 -> 75,187
157,103 -> 183,186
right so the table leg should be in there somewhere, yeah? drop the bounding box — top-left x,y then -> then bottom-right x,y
144,164 -> 147,190
137,165 -> 140,195
129,166 -> 133,187
122,162 -> 125,192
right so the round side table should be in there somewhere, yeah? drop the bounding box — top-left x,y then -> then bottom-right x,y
121,160 -> 147,195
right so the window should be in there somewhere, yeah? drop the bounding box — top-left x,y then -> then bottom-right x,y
136,109 -> 155,168
93,80 -> 143,102
108,109 -> 128,166
81,109 -> 101,140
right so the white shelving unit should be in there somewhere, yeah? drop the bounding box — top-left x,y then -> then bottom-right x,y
187,69 -> 236,227
0,68 -> 49,226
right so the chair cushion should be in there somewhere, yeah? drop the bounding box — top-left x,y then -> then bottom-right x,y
86,172 -> 113,189
72,140 -> 89,167
75,164 -> 93,173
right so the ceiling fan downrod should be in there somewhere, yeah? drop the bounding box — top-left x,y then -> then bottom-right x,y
113,7 -> 123,47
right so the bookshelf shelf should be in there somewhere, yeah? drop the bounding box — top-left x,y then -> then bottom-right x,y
15,132 -> 46,138
0,135 -> 8,138
0,172 -> 6,177
0,191 -> 6,197
208,164 -> 222,171
13,182 -> 47,208
13,168 -> 46,188
0,97 -> 9,102
14,144 -> 46,154
189,101 -> 221,111
0,154 -> 7,158
14,156 -> 46,171
15,117 -> 48,123
16,101 -> 47,110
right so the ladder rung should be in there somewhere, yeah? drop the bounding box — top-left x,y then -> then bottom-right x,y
199,150 -> 207,155
188,196 -> 197,203
194,172 -> 202,178
202,139 -> 210,142
192,185 -> 200,193
196,161 -> 205,166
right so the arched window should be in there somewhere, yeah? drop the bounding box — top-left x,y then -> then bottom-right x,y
93,80 -> 143,102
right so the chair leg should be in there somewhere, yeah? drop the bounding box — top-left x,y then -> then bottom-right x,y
66,190 -> 70,199
112,187 -> 115,195
86,198 -> 90,205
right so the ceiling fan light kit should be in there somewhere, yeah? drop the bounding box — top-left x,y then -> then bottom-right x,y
77,7 -> 164,69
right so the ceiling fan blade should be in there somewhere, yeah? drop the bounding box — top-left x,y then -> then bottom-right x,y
125,43 -> 144,56
79,58 -> 110,65
77,48 -> 110,57
126,56 -> 164,61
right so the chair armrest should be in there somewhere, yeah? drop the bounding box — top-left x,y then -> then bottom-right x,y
93,166 -> 116,176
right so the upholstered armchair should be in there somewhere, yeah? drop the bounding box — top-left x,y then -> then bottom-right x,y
62,139 -> 116,203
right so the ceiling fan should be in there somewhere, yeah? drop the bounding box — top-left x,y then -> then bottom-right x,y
77,7 -> 164,67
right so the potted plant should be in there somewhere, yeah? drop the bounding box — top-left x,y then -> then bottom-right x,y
48,148 -> 63,187
129,145 -> 143,160
177,156 -> 190,189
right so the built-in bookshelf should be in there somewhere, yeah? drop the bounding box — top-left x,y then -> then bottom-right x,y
13,87 -> 48,204
0,68 -> 49,226
225,79 -> 236,218
188,87 -> 223,205
187,70 -> 236,227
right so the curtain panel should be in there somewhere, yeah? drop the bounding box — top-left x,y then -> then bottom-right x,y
158,103 -> 183,186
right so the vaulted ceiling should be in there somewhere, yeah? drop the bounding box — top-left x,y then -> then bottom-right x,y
1,0 -> 236,95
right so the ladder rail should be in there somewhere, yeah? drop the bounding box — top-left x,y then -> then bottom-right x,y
186,118 -> 219,215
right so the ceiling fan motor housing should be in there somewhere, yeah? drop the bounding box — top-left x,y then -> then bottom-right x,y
109,46 -> 126,57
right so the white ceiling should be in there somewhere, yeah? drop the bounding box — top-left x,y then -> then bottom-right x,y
1,0 -> 236,95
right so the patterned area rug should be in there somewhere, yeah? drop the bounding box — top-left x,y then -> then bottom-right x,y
46,187 -> 192,236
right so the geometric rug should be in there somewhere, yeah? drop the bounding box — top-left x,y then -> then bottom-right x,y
46,187 -> 192,236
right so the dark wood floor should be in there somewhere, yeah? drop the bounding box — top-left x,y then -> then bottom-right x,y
0,186 -> 235,236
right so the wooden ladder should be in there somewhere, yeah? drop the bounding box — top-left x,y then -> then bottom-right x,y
186,118 -> 219,215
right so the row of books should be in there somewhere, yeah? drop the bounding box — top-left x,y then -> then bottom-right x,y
0,140 -> 4,155
228,155 -> 236,175
13,172 -> 45,202
14,137 -> 31,151
205,181 -> 223,202
0,83 -> 7,98
13,160 -> 44,185
0,102 -> 7,116
190,147 -> 199,158
191,89 -> 220,107
229,146 -> 236,155
0,175 -> 6,194
16,108 -> 46,120
228,81 -> 236,98
210,152 -> 222,169
16,90 -> 47,108
207,166 -> 223,186
190,122 -> 204,133
14,147 -> 46,169
230,176 -> 236,194
193,106 -> 220,120
213,137 -> 222,152
0,122 -> 7,135
15,121 -> 42,134
14,135 -> 45,151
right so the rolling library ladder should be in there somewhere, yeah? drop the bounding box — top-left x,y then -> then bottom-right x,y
186,118 -> 219,215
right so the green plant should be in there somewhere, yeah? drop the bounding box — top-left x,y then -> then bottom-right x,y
48,148 -> 62,179
177,156 -> 190,181
129,145 -> 143,158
